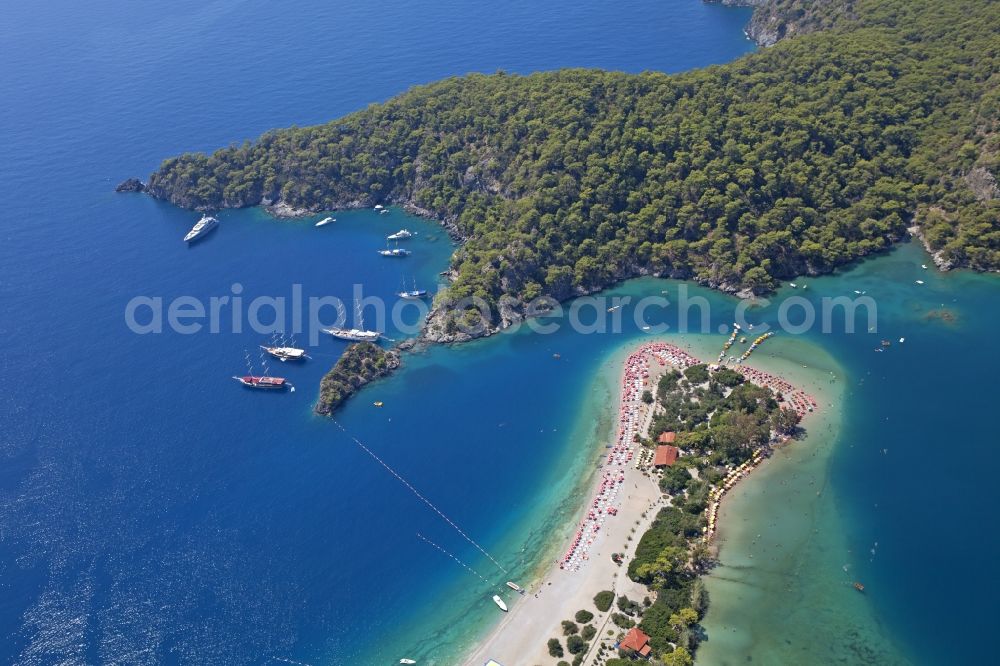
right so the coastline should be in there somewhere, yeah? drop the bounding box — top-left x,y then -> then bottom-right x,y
464,339 -> 661,665
463,333 -> 822,665
696,337 -> 908,664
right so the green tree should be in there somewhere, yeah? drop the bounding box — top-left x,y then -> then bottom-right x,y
662,646 -> 694,666
566,634 -> 587,654
594,590 -> 615,612
669,607 -> 699,631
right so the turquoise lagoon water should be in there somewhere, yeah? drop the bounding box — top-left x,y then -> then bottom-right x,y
2,0 -> 998,664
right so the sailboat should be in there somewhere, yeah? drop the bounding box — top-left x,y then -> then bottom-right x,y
323,300 -> 381,342
260,333 -> 309,361
397,277 -> 428,299
378,242 -> 411,257
233,350 -> 293,391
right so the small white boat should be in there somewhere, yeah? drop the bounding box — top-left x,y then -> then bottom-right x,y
388,229 -> 415,240
183,214 -> 218,243
854,290 -> 862,294
898,337 -> 905,343
399,660 -> 416,665
789,283 -> 797,288
921,264 -> 928,269
374,204 -> 384,210
315,216 -> 335,227
380,209 -> 390,215
505,581 -> 521,592
915,280 -> 925,285
492,594 -> 508,612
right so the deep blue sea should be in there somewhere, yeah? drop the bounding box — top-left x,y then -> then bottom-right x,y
0,1 -> 996,664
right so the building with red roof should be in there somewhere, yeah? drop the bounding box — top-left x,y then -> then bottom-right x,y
621,626 -> 652,657
657,431 -> 676,444
654,444 -> 679,467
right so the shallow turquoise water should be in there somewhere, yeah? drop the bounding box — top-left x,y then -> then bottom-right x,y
699,242 -> 999,665
2,0 -> 998,663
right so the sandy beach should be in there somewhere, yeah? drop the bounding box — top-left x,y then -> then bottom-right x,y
465,342 -> 672,666
464,335 -> 822,666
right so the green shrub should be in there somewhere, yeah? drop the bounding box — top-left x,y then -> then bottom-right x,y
594,590 -> 614,612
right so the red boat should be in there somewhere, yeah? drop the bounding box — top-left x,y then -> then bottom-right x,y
234,350 -> 295,392
234,375 -> 289,390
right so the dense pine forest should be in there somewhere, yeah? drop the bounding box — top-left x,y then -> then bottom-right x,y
145,0 -> 999,336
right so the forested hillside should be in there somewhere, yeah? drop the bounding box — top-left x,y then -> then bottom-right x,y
145,0 -> 999,338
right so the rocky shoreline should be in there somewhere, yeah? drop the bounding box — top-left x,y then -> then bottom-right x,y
314,342 -> 401,416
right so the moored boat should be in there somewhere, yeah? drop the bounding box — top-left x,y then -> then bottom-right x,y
378,247 -> 411,257
234,375 -> 289,390
492,594 -> 508,612
399,660 -> 416,665
183,214 -> 218,243
397,277 -> 428,299
324,327 -> 381,342
387,228 -> 415,240
234,350 -> 294,391
505,581 -> 522,593
260,345 -> 308,361
315,216 -> 335,227
323,300 -> 381,342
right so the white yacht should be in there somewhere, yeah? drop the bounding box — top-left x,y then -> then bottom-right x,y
323,300 -> 381,342
492,595 -> 508,612
260,345 -> 307,362
387,228 -> 415,240
315,216 -> 335,227
183,214 -> 218,243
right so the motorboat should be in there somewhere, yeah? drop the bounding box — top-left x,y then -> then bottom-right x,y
183,214 -> 218,243
387,229 -> 415,240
